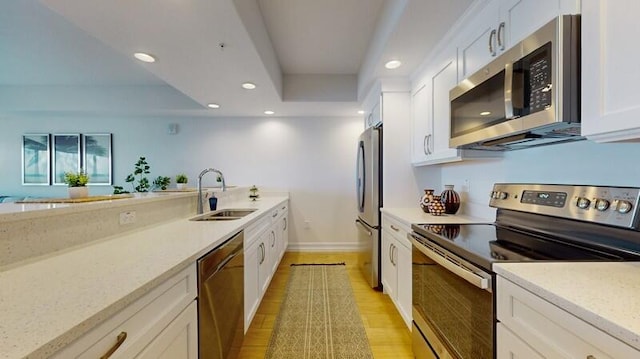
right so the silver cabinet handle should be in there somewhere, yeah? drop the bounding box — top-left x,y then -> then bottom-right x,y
283,217 -> 287,231
497,22 -> 505,50
271,230 -> 275,247
586,356 -> 596,359
100,331 -> 127,359
272,211 -> 278,218
389,243 -> 394,265
390,224 -> 400,232
489,29 -> 497,56
423,135 -> 429,155
259,243 -> 265,264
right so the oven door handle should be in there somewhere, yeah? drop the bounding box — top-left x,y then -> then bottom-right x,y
411,235 -> 490,290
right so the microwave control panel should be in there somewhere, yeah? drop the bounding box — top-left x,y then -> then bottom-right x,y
525,42 -> 552,113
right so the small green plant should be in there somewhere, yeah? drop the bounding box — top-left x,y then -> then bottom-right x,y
153,176 -> 171,190
175,173 -> 188,184
63,170 -> 89,187
113,156 -> 151,194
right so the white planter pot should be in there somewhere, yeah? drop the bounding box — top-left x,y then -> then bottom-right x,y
176,183 -> 188,190
68,186 -> 89,199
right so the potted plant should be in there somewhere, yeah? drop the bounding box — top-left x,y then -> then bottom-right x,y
175,173 -> 188,190
64,170 -> 90,198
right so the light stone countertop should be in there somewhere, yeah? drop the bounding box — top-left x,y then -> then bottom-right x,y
381,207 -> 493,225
494,262 -> 640,351
0,195 -> 288,359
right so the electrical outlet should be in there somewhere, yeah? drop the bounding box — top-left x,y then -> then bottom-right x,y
119,211 -> 137,225
304,220 -> 311,229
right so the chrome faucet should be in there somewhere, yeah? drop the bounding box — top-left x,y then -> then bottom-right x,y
197,168 -> 226,214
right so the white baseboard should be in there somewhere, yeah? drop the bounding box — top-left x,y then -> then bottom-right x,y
286,242 -> 361,252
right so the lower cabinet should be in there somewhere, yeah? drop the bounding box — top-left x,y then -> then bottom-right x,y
52,264 -> 197,359
381,213 -> 412,329
244,201 -> 289,331
497,276 -> 639,358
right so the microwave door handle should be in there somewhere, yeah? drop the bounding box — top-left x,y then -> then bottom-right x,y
504,62 -> 514,119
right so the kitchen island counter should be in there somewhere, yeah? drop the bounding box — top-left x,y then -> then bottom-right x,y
0,195 -> 288,359
495,262 -> 640,351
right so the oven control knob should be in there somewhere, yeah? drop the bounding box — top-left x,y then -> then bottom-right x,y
616,200 -> 633,214
498,192 -> 508,200
576,197 -> 591,209
595,199 -> 610,211
490,191 -> 496,199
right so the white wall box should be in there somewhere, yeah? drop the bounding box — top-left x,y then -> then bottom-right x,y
52,264 -> 197,359
380,213 -> 412,329
581,0 -> 640,142
496,276 -> 639,358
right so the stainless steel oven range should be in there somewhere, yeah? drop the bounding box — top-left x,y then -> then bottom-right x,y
410,183 -> 640,359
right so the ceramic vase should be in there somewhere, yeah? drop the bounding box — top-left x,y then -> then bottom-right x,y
176,183 -> 187,190
68,186 -> 89,199
428,195 -> 446,216
441,184 -> 461,214
420,189 -> 435,213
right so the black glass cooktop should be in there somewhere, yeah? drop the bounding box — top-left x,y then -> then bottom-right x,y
411,223 -> 628,272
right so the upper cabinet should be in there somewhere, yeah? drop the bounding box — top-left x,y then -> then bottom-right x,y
458,0 -> 581,80
581,0 -> 640,143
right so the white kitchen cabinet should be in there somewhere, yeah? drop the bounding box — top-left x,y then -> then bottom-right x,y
364,100 -> 382,128
581,0 -> 640,143
134,302 -> 198,359
381,213 -> 412,329
52,264 -> 197,359
497,276 -> 640,359
457,0 -> 580,80
412,44 -> 496,166
244,201 -> 288,331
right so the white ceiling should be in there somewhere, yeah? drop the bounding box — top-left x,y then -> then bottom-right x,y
1,0 -> 473,118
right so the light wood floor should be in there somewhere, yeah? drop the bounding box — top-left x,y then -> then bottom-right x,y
238,252 -> 413,359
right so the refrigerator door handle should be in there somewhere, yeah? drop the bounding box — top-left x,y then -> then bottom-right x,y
355,219 -> 372,236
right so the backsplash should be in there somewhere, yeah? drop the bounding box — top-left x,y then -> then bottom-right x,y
432,140 -> 640,219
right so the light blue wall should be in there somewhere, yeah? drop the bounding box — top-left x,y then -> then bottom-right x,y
419,140 -> 640,217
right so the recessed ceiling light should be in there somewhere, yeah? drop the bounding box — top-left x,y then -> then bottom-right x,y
207,103 -> 220,109
385,60 -> 402,69
357,110 -> 365,115
264,110 -> 275,115
134,52 -> 156,63
242,82 -> 257,90
480,111 -> 491,116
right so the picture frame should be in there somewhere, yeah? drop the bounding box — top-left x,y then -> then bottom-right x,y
83,133 -> 112,185
52,134 -> 81,185
22,134 -> 50,185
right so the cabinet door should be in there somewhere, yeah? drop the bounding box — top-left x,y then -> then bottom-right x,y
411,83 -> 432,164
280,213 -> 288,259
381,230 -> 397,300
457,0 -> 500,80
496,323 -> 544,359
430,49 -> 459,158
395,242 -> 412,329
500,0 -> 580,48
582,0 -> 640,142
258,233 -> 271,295
244,241 -> 260,331
135,302 -> 198,359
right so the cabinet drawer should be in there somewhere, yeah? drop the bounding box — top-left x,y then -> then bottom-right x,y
382,214 -> 411,248
497,276 -> 638,358
52,264 -> 197,359
245,215 -> 270,245
270,202 -> 288,223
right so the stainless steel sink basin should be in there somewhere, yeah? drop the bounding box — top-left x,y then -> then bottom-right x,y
190,208 -> 258,221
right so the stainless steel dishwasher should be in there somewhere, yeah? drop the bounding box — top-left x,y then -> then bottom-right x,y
198,230 -> 244,359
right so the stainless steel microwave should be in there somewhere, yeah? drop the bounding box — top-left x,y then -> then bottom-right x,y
449,15 -> 581,150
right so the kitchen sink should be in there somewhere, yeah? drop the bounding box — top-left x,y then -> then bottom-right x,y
190,208 -> 258,221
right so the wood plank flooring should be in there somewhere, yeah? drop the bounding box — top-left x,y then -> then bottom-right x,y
238,252 -> 413,359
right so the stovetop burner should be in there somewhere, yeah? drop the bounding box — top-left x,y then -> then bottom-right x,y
412,184 -> 640,271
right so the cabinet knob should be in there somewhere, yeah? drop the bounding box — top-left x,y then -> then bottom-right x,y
586,356 -> 597,359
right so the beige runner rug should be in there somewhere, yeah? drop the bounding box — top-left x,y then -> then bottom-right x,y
265,264 -> 374,359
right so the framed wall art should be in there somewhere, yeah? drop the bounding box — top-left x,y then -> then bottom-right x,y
83,133 -> 112,185
22,134 -> 50,185
52,134 -> 81,185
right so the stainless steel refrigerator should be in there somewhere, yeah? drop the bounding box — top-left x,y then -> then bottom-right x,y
355,125 -> 382,289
